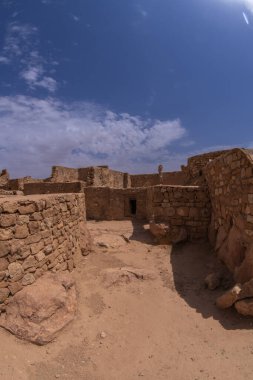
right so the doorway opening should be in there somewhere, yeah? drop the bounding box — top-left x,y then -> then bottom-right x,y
129,199 -> 137,215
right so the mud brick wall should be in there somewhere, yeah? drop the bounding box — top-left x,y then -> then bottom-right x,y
130,171 -> 188,188
146,185 -> 211,240
24,181 -> 84,195
84,187 -> 147,220
204,148 -> 253,282
0,193 -> 87,305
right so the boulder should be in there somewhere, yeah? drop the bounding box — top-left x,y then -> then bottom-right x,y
216,284 -> 241,309
0,272 -> 77,345
149,222 -> 187,244
235,298 -> 253,316
149,222 -> 169,240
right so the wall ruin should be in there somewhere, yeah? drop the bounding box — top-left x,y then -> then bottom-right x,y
204,148 -> 253,283
0,193 -> 89,305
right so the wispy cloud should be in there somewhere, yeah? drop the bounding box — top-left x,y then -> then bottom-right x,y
242,11 -> 250,23
223,0 -> 253,13
0,22 -> 57,92
0,96 -> 188,177
71,14 -> 80,22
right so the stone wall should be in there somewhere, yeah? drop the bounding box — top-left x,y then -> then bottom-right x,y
0,193 -> 89,305
50,165 -> 126,188
187,150 -> 231,179
204,148 -> 253,283
50,166 -> 79,183
130,171 -> 188,188
84,187 -> 147,220
24,181 -> 84,195
146,185 -> 211,241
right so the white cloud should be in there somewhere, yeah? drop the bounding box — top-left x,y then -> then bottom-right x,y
0,96 -> 187,178
222,0 -> 253,13
0,22 -> 57,93
71,14 -> 80,22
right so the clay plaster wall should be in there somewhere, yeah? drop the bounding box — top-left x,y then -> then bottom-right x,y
84,187 -> 147,220
146,185 -> 211,241
204,148 -> 253,282
0,193 -> 89,305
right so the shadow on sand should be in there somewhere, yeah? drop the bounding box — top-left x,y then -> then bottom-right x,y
170,242 -> 253,330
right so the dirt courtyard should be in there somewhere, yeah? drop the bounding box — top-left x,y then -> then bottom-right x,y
1,220 -> 253,380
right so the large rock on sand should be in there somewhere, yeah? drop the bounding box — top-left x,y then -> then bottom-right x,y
0,272 -> 77,345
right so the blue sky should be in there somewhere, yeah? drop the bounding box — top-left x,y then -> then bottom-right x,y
0,0 -> 252,178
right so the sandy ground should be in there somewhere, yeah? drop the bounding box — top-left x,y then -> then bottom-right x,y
1,220 -> 253,380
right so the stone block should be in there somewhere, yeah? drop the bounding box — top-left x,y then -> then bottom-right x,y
15,224 -> 29,239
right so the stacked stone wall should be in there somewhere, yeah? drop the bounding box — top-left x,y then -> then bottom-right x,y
24,181 -> 84,195
84,187 -> 147,220
50,166 -> 79,182
147,185 -> 211,240
130,171 -> 188,188
0,193 -> 87,305
204,148 -> 253,282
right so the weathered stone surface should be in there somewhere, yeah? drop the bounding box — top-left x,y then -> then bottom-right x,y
14,224 -> 29,239
235,298 -> 253,316
0,258 -> 8,271
21,273 -> 35,286
0,242 -> 10,258
8,281 -> 23,295
0,228 -> 13,241
8,262 -> 24,282
0,272 -> 77,345
0,288 -> 10,302
149,222 -> 169,240
216,284 -> 242,309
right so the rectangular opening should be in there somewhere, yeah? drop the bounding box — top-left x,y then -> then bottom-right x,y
129,199 -> 137,215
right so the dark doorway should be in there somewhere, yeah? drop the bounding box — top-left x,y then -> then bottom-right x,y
129,199 -> 137,215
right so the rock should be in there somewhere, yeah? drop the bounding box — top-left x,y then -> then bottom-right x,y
14,224 -> 29,239
149,222 -> 169,240
100,331 -> 107,339
0,242 -> 10,257
0,258 -> 9,271
216,284 -> 241,309
94,234 -> 126,249
103,267 -> 156,287
204,273 -> 221,290
8,262 -> 24,282
235,298 -> 253,316
0,272 -> 77,345
8,282 -> 23,295
22,273 -> 35,286
0,288 -> 10,303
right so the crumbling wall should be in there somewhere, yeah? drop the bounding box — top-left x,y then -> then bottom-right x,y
130,171 -> 188,188
204,148 -> 253,283
187,150 -> 231,179
84,187 -> 147,220
146,185 -> 211,241
0,170 -> 9,188
0,193 -> 89,305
